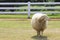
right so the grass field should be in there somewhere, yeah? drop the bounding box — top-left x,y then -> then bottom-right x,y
0,19 -> 60,40
0,14 -> 60,19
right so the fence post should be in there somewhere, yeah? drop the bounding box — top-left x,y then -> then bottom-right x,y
28,2 -> 30,19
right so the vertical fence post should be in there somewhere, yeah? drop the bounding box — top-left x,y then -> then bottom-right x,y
28,2 -> 30,19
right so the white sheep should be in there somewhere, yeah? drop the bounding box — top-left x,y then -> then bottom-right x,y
31,13 -> 48,36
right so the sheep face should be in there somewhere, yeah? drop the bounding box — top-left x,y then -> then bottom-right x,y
38,15 -> 47,23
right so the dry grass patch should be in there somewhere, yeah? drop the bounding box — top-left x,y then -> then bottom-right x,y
0,20 -> 60,40
0,28 -> 60,40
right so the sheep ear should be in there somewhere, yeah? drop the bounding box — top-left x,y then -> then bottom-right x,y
38,18 -> 42,23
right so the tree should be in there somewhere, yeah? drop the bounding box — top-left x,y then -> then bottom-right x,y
55,0 -> 60,2
30,0 -> 46,2
46,0 -> 55,2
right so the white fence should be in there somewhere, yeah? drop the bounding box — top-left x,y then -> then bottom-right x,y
0,2 -> 60,18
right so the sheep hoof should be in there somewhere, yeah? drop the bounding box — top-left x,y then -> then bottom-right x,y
37,35 -> 40,36
37,35 -> 42,37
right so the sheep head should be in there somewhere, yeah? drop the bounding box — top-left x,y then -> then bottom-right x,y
38,15 -> 48,23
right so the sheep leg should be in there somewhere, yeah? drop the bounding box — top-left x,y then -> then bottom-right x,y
37,31 -> 40,36
41,31 -> 43,36
37,31 -> 43,36
40,31 -> 43,36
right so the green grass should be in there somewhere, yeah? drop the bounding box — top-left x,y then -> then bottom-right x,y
0,20 -> 60,40
0,14 -> 28,19
0,14 -> 60,19
0,20 -> 31,29
0,20 -> 60,28
48,21 -> 60,28
48,14 -> 60,18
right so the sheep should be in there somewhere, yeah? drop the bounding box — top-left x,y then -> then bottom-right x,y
31,13 -> 48,36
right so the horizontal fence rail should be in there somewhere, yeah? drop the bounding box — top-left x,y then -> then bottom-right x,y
0,2 -> 60,18
0,7 -> 60,9
0,12 -> 27,14
31,2 -> 60,5
30,7 -> 60,9
31,12 -> 60,14
0,2 -> 60,5
0,7 -> 27,9
0,2 -> 28,5
0,11 -> 60,14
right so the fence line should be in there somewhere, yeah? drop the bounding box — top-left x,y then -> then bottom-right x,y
0,7 -> 27,9
0,7 -> 60,9
31,2 -> 60,4
0,2 -> 28,5
0,2 -> 60,5
0,2 -> 60,18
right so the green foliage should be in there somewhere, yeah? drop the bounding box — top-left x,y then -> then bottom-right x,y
47,0 -> 55,2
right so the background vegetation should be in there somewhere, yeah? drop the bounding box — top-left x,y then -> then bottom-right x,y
0,0 -> 60,2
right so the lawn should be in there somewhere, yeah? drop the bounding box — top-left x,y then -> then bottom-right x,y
0,19 -> 60,40
0,14 -> 60,19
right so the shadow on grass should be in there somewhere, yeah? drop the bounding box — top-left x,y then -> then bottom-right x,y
31,35 -> 48,40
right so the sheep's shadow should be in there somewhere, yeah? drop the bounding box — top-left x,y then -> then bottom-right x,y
31,35 -> 48,40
